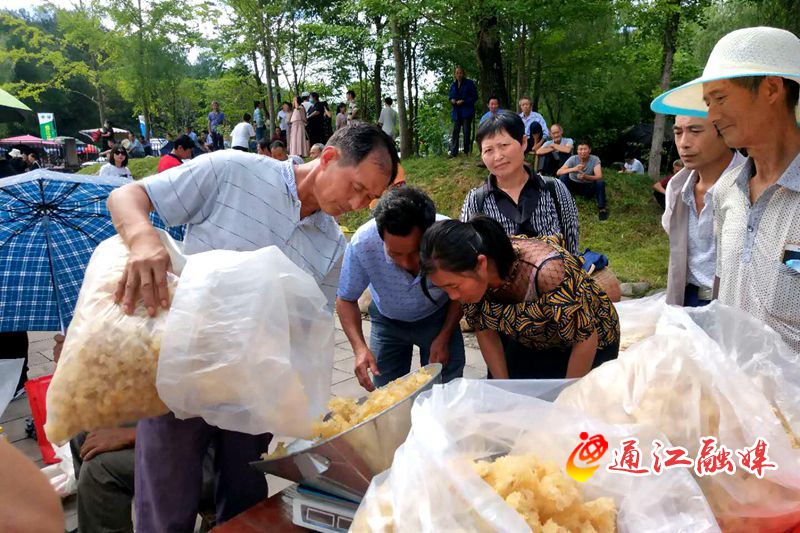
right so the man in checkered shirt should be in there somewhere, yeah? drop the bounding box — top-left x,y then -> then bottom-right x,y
106,123 -> 399,531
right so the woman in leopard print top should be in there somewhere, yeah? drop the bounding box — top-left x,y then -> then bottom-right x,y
420,216 -> 619,379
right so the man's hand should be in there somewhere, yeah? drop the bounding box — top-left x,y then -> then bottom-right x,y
572,165 -> 584,173
354,347 -> 380,392
428,334 -> 451,367
79,428 -> 136,461
114,228 -> 172,316
53,333 -> 65,363
456,99 -> 464,105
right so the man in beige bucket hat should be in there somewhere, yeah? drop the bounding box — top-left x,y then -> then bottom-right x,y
653,26 -> 800,353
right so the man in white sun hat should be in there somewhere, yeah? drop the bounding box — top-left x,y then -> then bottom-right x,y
652,26 -> 800,353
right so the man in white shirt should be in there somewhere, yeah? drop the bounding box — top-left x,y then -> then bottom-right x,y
378,97 -> 398,138
652,26 -> 800,353
536,123 -> 573,176
230,113 -> 256,152
277,102 -> 291,143
518,96 -> 549,153
623,156 -> 646,174
661,115 -> 746,306
301,91 -> 313,114
107,123 -> 400,532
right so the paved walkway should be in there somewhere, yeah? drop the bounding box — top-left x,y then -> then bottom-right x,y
2,319 -> 486,531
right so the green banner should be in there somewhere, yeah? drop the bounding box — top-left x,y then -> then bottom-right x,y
38,112 -> 57,140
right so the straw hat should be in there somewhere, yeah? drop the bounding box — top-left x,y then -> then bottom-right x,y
121,139 -> 131,150
8,148 -> 22,158
651,26 -> 800,120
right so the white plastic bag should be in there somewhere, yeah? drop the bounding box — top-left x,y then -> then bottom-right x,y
41,443 -> 77,497
557,303 -> 800,532
157,245 -> 334,438
353,379 -> 720,533
614,293 -> 666,350
45,232 -> 184,445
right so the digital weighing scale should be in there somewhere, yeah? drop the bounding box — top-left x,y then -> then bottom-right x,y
281,485 -> 360,532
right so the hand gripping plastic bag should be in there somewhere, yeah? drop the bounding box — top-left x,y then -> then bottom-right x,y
557,302 -> 800,532
352,379 -> 720,533
614,293 -> 666,351
44,232 -> 184,445
157,245 -> 334,438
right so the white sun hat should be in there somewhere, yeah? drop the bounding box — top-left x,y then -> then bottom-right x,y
651,26 -> 800,121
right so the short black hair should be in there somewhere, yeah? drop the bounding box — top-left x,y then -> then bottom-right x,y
347,89 -> 356,99
337,103 -> 347,113
577,140 -> 592,148
258,139 -> 271,152
374,187 -> 436,240
173,134 -> 196,151
476,110 -> 526,150
487,96 -> 500,105
243,113 -> 251,122
730,76 -> 800,112
311,91 -> 319,99
270,140 -> 286,151
326,122 -> 399,184
384,97 -> 393,106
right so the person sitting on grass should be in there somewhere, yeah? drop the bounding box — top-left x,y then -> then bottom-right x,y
99,147 -> 133,180
257,138 -> 272,157
536,124 -> 573,177
310,143 -> 325,160
270,139 -> 305,165
557,140 -> 609,221
653,159 -> 684,210
156,134 -> 195,172
623,154 -> 646,174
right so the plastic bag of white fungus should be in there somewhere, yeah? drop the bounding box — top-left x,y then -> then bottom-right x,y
44,231 -> 185,445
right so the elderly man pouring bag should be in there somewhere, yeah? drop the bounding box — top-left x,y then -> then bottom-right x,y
107,123 -> 399,531
651,26 -> 800,352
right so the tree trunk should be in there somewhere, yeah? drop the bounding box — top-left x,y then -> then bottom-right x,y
532,55 -> 542,111
412,37 -> 420,154
95,83 -> 106,126
372,16 -> 385,121
391,16 -> 410,158
648,3 -> 681,181
404,28 -> 414,147
251,50 -> 262,90
272,64 -> 281,103
136,0 -> 151,139
260,15 -> 276,130
475,15 -> 509,111
515,23 -> 527,102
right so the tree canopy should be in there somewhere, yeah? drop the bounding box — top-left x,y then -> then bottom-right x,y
1,0 -> 796,166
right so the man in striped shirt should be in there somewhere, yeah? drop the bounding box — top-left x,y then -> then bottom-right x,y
107,123 -> 399,531
461,111 -> 580,254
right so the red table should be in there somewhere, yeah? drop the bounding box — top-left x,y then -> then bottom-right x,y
211,493 -> 306,532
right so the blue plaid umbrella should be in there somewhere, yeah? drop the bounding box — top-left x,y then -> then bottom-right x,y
0,170 -> 182,332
